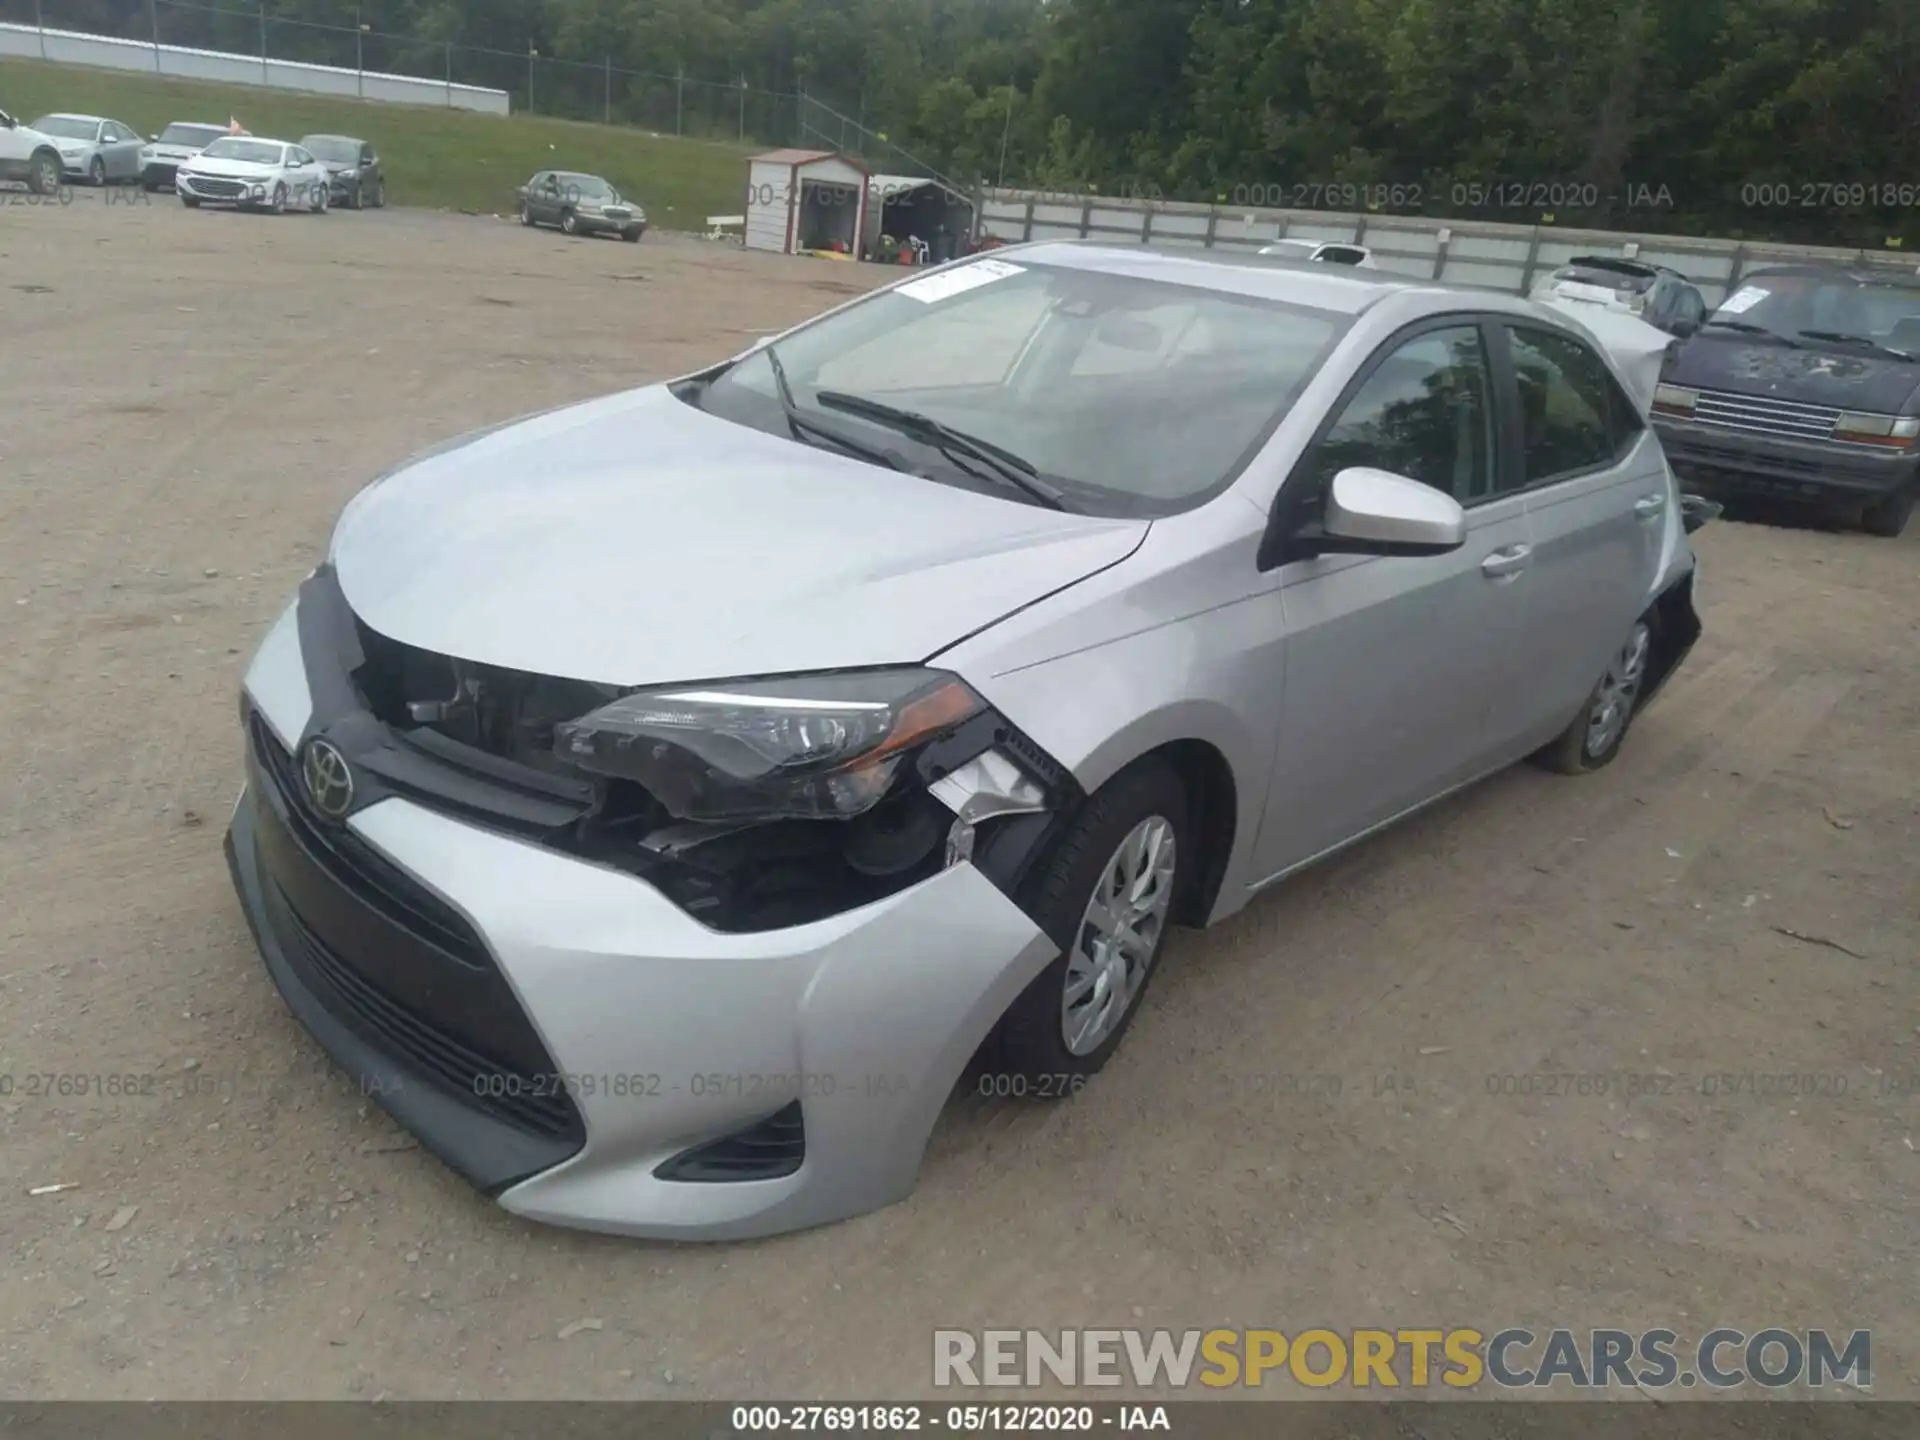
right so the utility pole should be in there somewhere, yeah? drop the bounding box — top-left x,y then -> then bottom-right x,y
996,86 -> 1015,187
676,66 -> 684,136
148,0 -> 160,72
355,9 -> 366,98
34,0 -> 45,61
259,2 -> 266,84
528,47 -> 538,113
445,40 -> 452,108
604,55 -> 611,124
738,75 -> 746,143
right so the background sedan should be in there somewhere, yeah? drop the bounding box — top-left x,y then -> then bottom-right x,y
516,170 -> 646,240
299,133 -> 386,209
28,113 -> 142,185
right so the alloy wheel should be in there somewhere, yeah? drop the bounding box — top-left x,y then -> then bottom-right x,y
1586,622 -> 1650,758
1061,815 -> 1177,1056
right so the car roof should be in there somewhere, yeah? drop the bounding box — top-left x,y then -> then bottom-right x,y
1742,262 -> 1920,289
166,120 -> 229,130
998,240 -> 1547,320
553,170 -> 611,182
302,133 -> 365,144
1560,254 -> 1666,278
40,112 -> 105,122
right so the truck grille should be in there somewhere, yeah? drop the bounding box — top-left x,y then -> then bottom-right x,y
190,177 -> 246,199
1690,388 -> 1838,443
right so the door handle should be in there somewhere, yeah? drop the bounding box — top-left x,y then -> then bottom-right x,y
1634,494 -> 1666,520
1480,543 -> 1533,579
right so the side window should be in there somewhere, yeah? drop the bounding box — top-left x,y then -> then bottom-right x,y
1293,325 -> 1496,516
1505,325 -> 1643,484
361,145 -> 375,166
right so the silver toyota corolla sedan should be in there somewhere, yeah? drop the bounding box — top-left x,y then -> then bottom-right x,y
226,242 -> 1702,1240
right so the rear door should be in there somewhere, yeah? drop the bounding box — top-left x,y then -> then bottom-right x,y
1490,322 -> 1665,755
1252,317 -> 1536,879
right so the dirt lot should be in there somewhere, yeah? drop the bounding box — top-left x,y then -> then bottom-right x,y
1,190 -> 1916,1403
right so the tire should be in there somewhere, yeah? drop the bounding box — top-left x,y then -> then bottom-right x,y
310,181 -> 329,214
621,226 -> 641,242
1861,483 -> 1914,538
28,149 -> 60,195
560,209 -> 579,236
269,182 -> 287,215
180,193 -> 200,208
984,758 -> 1189,1087
344,181 -> 360,210
518,200 -> 533,227
88,156 -> 106,187
370,180 -> 384,208
1532,619 -> 1653,774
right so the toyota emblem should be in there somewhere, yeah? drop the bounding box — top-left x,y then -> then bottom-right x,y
301,738 -> 355,820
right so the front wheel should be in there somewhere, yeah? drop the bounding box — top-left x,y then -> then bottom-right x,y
268,182 -> 287,215
1861,483 -> 1914,538
88,156 -> 106,187
559,209 -> 579,236
310,182 -> 329,214
985,758 -> 1188,1086
28,150 -> 60,195
1533,620 -> 1652,774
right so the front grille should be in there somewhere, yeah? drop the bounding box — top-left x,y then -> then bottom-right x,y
250,713 -> 486,967
1690,388 -> 1839,443
273,893 -> 579,1138
1670,439 -> 1824,477
190,177 -> 245,199
654,1101 -> 806,1182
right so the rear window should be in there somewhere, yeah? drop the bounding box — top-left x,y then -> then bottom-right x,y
1553,263 -> 1656,294
159,123 -> 226,146
1506,325 -> 1644,483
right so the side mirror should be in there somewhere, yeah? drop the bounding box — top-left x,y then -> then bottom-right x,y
1313,468 -> 1466,557
0,112 -> 15,130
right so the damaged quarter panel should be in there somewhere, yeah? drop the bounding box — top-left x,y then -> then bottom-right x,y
329,385 -> 1149,689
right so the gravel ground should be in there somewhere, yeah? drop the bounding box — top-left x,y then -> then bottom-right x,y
1,190 -> 1917,1402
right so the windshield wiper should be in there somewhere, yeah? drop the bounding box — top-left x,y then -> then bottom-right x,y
1798,330 -> 1915,361
763,347 -> 909,472
813,390 -> 1070,511
1703,319 -> 1799,346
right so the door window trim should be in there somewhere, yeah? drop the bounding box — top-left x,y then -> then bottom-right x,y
1259,312 -> 1511,571
1495,320 -> 1647,494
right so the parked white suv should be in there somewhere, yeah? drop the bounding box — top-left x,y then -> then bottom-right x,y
0,108 -> 62,195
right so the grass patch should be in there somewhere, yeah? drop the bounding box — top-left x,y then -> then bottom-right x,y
0,56 -> 751,225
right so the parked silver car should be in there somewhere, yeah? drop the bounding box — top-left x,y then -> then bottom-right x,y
28,112 -> 143,185
226,243 -> 1702,1241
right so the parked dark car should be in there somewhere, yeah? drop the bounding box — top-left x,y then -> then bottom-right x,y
1532,255 -> 1708,338
516,170 -> 645,240
1652,264 -> 1920,536
299,134 -> 384,209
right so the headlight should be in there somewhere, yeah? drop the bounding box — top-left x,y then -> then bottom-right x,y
553,669 -> 986,822
1834,412 -> 1920,447
250,183 -> 265,199
1652,383 -> 1698,416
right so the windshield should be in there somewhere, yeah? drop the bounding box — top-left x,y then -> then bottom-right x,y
159,123 -> 226,146
31,116 -> 98,140
687,258 -> 1348,516
199,138 -> 284,165
301,136 -> 360,164
1710,272 -> 1920,346
557,174 -> 617,201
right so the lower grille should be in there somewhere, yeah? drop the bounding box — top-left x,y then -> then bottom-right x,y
273,891 -> 578,1138
190,177 -> 246,199
654,1101 -> 806,1182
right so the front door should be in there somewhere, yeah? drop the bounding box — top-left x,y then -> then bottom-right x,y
1252,319 -> 1536,880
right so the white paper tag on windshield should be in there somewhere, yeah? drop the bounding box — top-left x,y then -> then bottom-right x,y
896,258 -> 1025,304
1717,285 -> 1769,315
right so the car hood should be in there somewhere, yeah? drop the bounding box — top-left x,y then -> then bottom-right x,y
330,385 -> 1150,687
183,156 -> 282,179
51,137 -> 95,152
1666,334 -> 1920,413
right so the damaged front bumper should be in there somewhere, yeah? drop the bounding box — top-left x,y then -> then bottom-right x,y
224,585 -> 1066,1239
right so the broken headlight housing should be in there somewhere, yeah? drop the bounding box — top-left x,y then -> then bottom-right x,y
552,668 -> 985,823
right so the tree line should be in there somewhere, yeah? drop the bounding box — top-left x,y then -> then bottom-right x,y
24,0 -> 1919,244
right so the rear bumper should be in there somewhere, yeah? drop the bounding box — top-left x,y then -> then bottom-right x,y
1655,416 -> 1917,506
